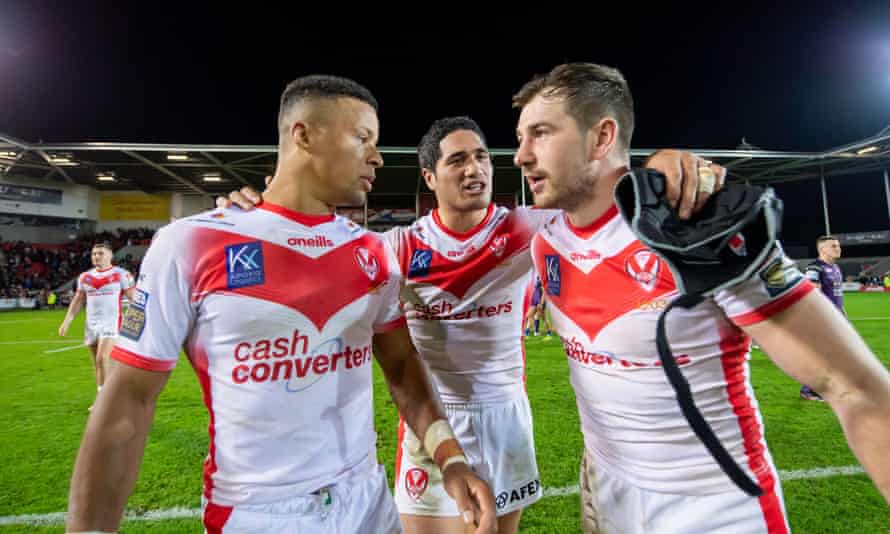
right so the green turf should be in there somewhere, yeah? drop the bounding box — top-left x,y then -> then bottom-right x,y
1,294 -> 888,532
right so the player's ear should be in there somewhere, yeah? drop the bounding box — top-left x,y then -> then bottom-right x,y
422,169 -> 437,192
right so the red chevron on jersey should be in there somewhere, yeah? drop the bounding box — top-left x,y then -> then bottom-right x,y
530,206 -> 813,497
384,205 -> 558,402
190,227 -> 390,332
400,212 -> 534,300
82,272 -> 120,290
534,236 -> 676,344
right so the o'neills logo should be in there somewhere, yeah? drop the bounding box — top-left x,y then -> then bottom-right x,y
230,328 -> 372,384
287,235 -> 334,248
570,249 -> 601,262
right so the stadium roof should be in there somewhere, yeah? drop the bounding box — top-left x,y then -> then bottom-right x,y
2,129 -> 889,200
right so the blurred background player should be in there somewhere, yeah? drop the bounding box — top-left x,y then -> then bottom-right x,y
800,235 -> 844,401
58,242 -> 135,410
524,274 -> 552,339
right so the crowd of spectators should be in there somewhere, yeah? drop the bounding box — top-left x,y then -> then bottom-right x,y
0,228 -> 154,299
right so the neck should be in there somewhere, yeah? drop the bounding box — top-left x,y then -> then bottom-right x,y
564,162 -> 628,228
820,255 -> 835,264
436,205 -> 489,234
263,165 -> 335,215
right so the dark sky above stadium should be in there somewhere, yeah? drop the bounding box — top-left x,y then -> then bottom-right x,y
2,2 -> 890,153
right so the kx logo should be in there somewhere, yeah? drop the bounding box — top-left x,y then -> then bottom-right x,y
229,245 -> 260,270
408,249 -> 432,278
545,255 -> 561,296
225,241 -> 265,289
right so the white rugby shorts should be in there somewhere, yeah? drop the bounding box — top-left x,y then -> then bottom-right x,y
395,393 -> 541,517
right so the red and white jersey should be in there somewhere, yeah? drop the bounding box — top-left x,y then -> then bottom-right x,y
77,266 -> 133,326
111,202 -> 405,506
386,204 -> 557,402
531,205 -> 814,495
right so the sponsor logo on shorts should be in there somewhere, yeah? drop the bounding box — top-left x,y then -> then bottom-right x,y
496,479 -> 541,510
408,249 -> 432,278
405,467 -> 429,502
225,241 -> 265,289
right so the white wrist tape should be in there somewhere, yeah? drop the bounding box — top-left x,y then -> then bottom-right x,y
441,454 -> 468,472
423,419 -> 457,458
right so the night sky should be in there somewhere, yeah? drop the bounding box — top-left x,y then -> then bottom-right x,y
2,1 -> 890,252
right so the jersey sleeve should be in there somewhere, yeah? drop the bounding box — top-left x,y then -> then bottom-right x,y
380,225 -> 413,277
119,267 -> 135,290
515,206 -> 561,233
111,225 -> 195,372
805,263 -> 823,283
713,245 -> 815,327
372,238 -> 407,333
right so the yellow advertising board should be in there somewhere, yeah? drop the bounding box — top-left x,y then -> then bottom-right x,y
99,193 -> 170,220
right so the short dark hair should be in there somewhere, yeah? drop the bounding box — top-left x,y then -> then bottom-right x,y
817,235 -> 839,244
512,62 -> 635,151
278,75 -> 378,134
417,116 -> 487,171
92,242 -> 112,252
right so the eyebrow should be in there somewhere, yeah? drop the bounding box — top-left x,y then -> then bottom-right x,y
445,147 -> 489,161
516,121 -> 553,136
358,126 -> 378,140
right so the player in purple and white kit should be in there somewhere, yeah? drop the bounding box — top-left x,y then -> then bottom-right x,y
800,235 -> 845,401
524,275 -> 552,338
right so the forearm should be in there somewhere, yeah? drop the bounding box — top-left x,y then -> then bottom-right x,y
374,328 -> 464,467
829,383 -> 890,504
63,297 -> 84,324
66,385 -> 158,531
383,351 -> 446,446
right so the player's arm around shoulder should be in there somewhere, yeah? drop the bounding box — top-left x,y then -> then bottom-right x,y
66,363 -> 172,533
741,291 -> 890,504
372,326 -> 497,533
